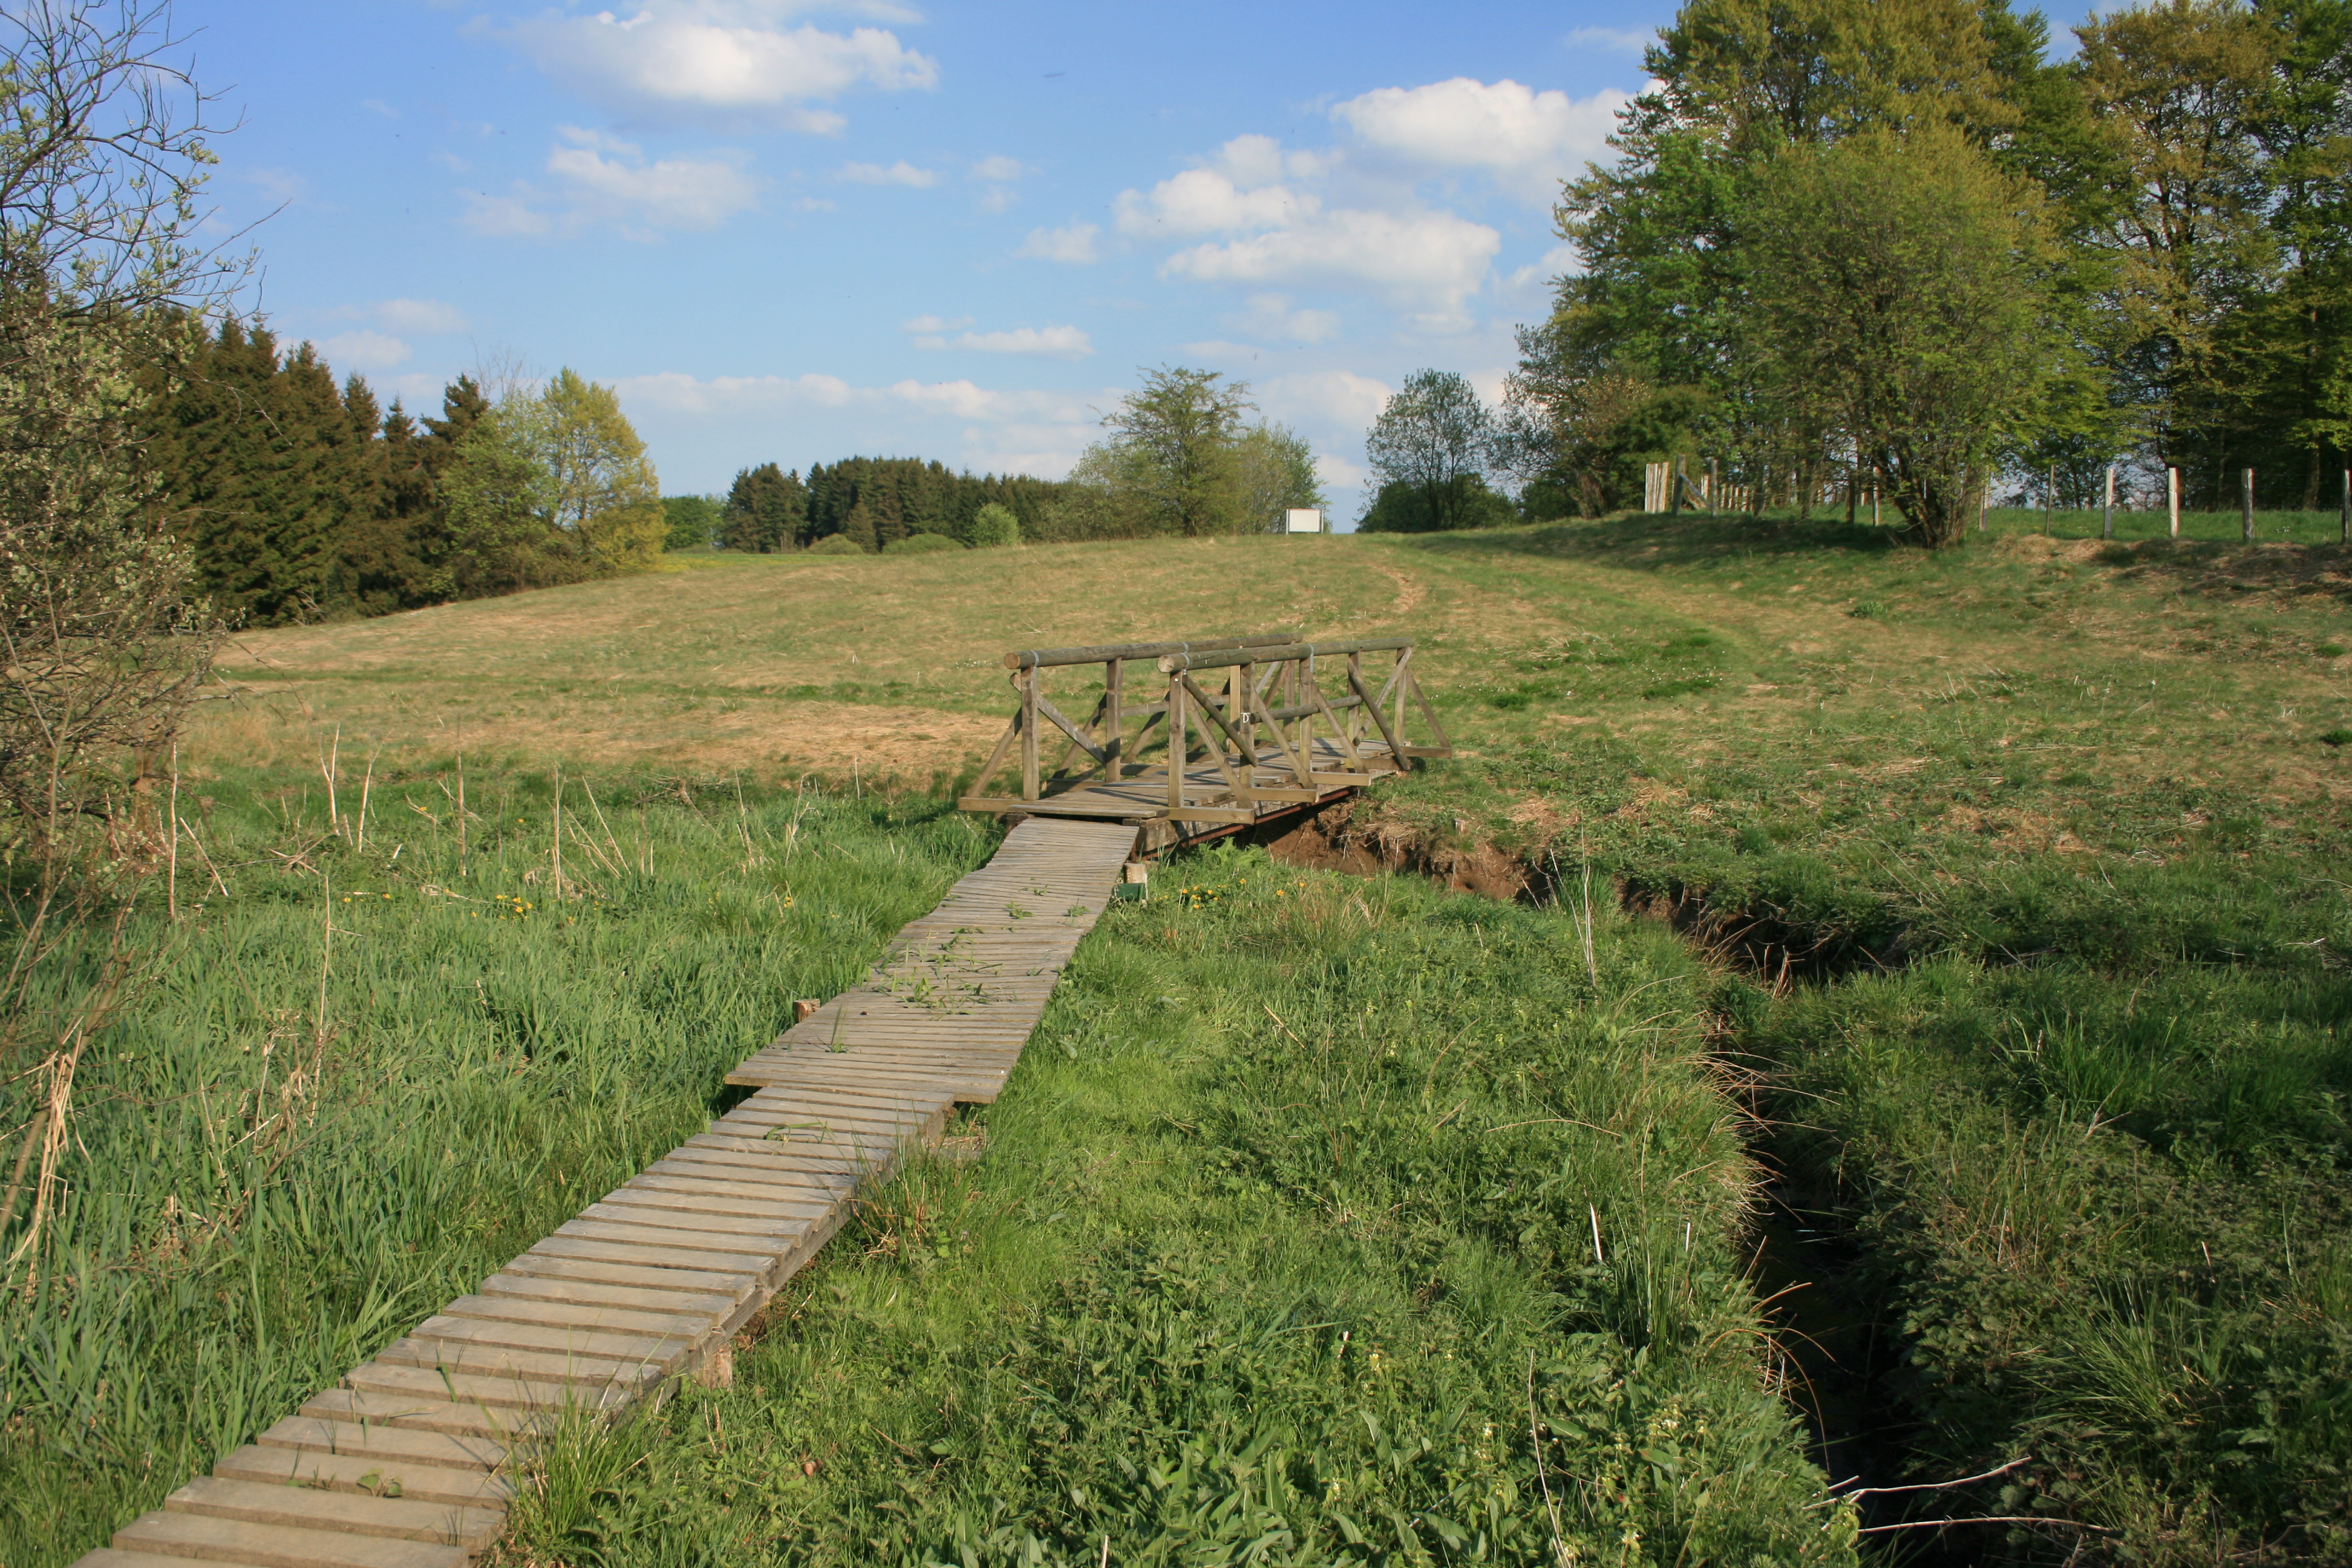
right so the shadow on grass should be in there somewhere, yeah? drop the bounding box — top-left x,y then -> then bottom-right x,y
1393,511 -> 1908,572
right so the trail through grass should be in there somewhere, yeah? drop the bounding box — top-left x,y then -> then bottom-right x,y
494,844 -> 1850,1567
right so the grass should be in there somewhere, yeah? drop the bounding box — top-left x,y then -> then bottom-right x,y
10,508 -> 2350,1563
0,770 -> 994,1564
491,846 -> 1849,1566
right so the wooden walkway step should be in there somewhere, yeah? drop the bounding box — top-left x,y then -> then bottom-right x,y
73,818 -> 1138,1568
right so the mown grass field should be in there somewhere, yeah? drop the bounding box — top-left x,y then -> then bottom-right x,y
6,511 -> 2347,1566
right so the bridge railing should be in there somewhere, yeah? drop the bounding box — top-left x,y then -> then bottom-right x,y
958,633 -> 1451,814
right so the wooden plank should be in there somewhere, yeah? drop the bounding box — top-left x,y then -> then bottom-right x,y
408,1311 -> 687,1365
297,1389 -> 530,1443
165,1475 -> 505,1548
253,1417 -> 512,1475
475,1269 -> 737,1319
341,1362 -> 639,1414
214,1444 -> 513,1509
374,1334 -> 678,1388
432,1293 -> 710,1344
113,1511 -> 472,1568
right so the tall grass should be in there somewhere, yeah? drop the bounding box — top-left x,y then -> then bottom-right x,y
491,844 -> 1856,1566
0,764 -> 993,1567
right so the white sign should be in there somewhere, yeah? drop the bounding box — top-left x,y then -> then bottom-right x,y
1284,508 -> 1323,534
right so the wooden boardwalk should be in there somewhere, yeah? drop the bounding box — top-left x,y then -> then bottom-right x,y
74,818 -> 1140,1568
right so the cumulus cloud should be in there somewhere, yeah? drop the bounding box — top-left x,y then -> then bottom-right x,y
497,1 -> 938,132
317,330 -> 411,372
1016,221 -> 1099,263
1259,370 -> 1394,432
969,154 -> 1026,183
1330,77 -> 1628,201
1163,206 -> 1498,313
462,129 -> 760,239
909,324 -> 1094,360
1505,243 -> 1580,295
1114,159 -> 1313,236
839,158 -> 939,186
1224,292 -> 1340,344
900,313 -> 974,333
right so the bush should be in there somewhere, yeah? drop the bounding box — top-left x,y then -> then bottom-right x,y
1356,475 -> 1520,532
884,531 -> 964,554
966,502 -> 1020,548
806,533 -> 867,556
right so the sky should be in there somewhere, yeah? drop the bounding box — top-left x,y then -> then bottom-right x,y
184,0 -> 2065,525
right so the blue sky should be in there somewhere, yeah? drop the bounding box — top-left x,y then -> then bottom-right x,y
190,2 -> 1858,520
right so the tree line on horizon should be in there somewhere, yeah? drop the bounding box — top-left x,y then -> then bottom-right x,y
694,366 -> 1327,554
1358,0 -> 2352,544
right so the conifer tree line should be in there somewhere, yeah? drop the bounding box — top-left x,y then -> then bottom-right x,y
1481,0 -> 2352,544
708,365 -> 1327,552
145,321 -> 664,626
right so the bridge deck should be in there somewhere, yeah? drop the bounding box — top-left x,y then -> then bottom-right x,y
74,818 -> 1138,1568
959,736 -> 1407,852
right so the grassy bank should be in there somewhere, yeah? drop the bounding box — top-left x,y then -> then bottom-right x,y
495,843 -> 1850,1567
1340,513 -> 2350,1559
0,770 -> 990,1567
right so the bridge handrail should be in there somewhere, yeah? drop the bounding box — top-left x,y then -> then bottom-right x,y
1157,638 -> 1411,673
1005,633 -> 1295,670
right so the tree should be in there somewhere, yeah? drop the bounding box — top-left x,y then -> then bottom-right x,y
966,501 -> 1019,547
720,462 -> 805,552
1740,125 -> 2055,544
1364,371 -> 1501,531
1099,366 -> 1255,535
2076,0 -> 2283,495
0,0 -> 237,846
531,367 -> 664,574
661,494 -> 720,550
1232,421 -> 1326,532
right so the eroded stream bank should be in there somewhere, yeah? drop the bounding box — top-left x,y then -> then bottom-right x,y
1233,801 -> 1933,1536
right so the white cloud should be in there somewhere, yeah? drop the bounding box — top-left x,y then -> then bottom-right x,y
1259,370 -> 1394,433
1224,292 -> 1340,344
498,2 -> 938,132
1330,78 -> 1628,201
969,154 -> 1026,183
1314,451 -> 1368,489
1016,221 -> 1099,263
463,133 -> 760,239
839,158 -> 939,187
913,325 -> 1093,360
900,313 -> 974,333
1165,206 -> 1499,312
317,330 -> 411,372
1114,164 -> 1312,236
1505,243 -> 1580,295
612,370 -> 1104,427
374,298 -> 471,335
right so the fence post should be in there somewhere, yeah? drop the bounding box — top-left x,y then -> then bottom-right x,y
1105,657 -> 1124,780
2167,466 -> 2181,538
2342,468 -> 2349,546
2242,468 -> 2255,541
1020,665 -> 1040,801
2103,463 -> 2115,540
1707,457 -> 1718,515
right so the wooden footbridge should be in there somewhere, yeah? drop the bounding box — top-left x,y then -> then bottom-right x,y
76,635 -> 1441,1568
957,635 -> 1450,849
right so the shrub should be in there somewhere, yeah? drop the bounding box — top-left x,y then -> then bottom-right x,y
1356,475 -> 1518,532
967,502 -> 1020,548
884,531 -> 964,554
806,533 -> 866,556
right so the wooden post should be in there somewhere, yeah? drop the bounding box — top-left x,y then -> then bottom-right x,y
1105,658 -> 1123,780
2241,467 -> 2255,541
1707,457 -> 1718,515
1870,466 -> 1880,528
2167,466 -> 2181,538
1345,652 -> 1366,751
1020,666 -> 1039,801
2103,463 -> 2114,540
1978,469 -> 1988,534
2342,468 -> 2349,546
1166,674 -> 1185,811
